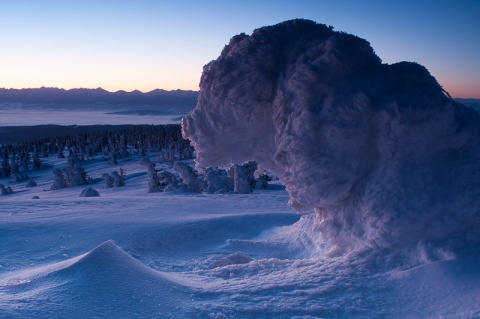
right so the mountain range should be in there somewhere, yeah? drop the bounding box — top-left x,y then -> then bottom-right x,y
0,87 -> 199,115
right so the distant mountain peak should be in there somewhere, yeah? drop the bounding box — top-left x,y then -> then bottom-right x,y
0,87 -> 199,113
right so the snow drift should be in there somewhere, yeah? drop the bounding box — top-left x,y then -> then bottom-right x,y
182,19 -> 480,255
0,240 -> 189,318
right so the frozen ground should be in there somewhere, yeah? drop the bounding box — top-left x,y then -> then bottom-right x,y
1,152 -> 479,318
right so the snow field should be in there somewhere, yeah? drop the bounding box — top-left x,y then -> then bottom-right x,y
0,152 -> 479,318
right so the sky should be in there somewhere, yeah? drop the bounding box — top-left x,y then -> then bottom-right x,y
0,0 -> 479,98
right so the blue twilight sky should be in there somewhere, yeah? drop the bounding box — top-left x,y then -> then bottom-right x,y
0,0 -> 479,98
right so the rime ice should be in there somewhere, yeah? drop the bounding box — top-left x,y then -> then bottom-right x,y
182,19 -> 480,253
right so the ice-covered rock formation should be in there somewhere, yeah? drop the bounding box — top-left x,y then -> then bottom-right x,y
182,19 -> 480,254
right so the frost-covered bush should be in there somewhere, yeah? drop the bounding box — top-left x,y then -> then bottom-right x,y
182,19 -> 480,255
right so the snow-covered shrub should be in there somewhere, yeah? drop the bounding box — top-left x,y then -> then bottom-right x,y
80,187 -> 100,197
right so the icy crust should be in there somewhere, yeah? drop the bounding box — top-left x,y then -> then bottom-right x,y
182,19 -> 480,253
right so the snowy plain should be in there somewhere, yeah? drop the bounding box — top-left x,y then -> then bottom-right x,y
0,110 -> 478,318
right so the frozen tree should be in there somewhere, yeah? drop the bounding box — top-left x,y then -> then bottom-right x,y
10,158 -> 29,182
32,153 -> 42,170
204,167 -> 233,194
158,170 -> 179,191
255,173 -> 271,189
174,161 -> 201,192
0,184 -> 13,195
68,148 -> 80,168
103,173 -> 115,188
182,19 -> 480,255
140,158 -> 160,192
51,169 -> 67,190
243,161 -> 258,191
26,178 -> 37,188
57,142 -> 65,158
1,150 -> 11,178
72,164 -> 89,186
111,169 -> 125,187
108,140 -> 118,165
233,164 -> 250,194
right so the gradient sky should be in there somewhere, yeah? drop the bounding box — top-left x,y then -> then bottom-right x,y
1,0 -> 479,98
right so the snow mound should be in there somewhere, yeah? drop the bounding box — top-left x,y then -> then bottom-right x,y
79,187 -> 100,197
0,240 -> 189,318
182,19 -> 480,255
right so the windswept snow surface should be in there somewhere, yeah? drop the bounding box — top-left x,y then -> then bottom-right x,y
182,19 -> 480,256
0,150 -> 479,318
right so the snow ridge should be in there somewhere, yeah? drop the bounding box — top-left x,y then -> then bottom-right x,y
182,19 -> 480,255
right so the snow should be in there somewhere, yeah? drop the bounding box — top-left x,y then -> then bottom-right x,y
0,145 -> 479,318
1,18 -> 480,318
